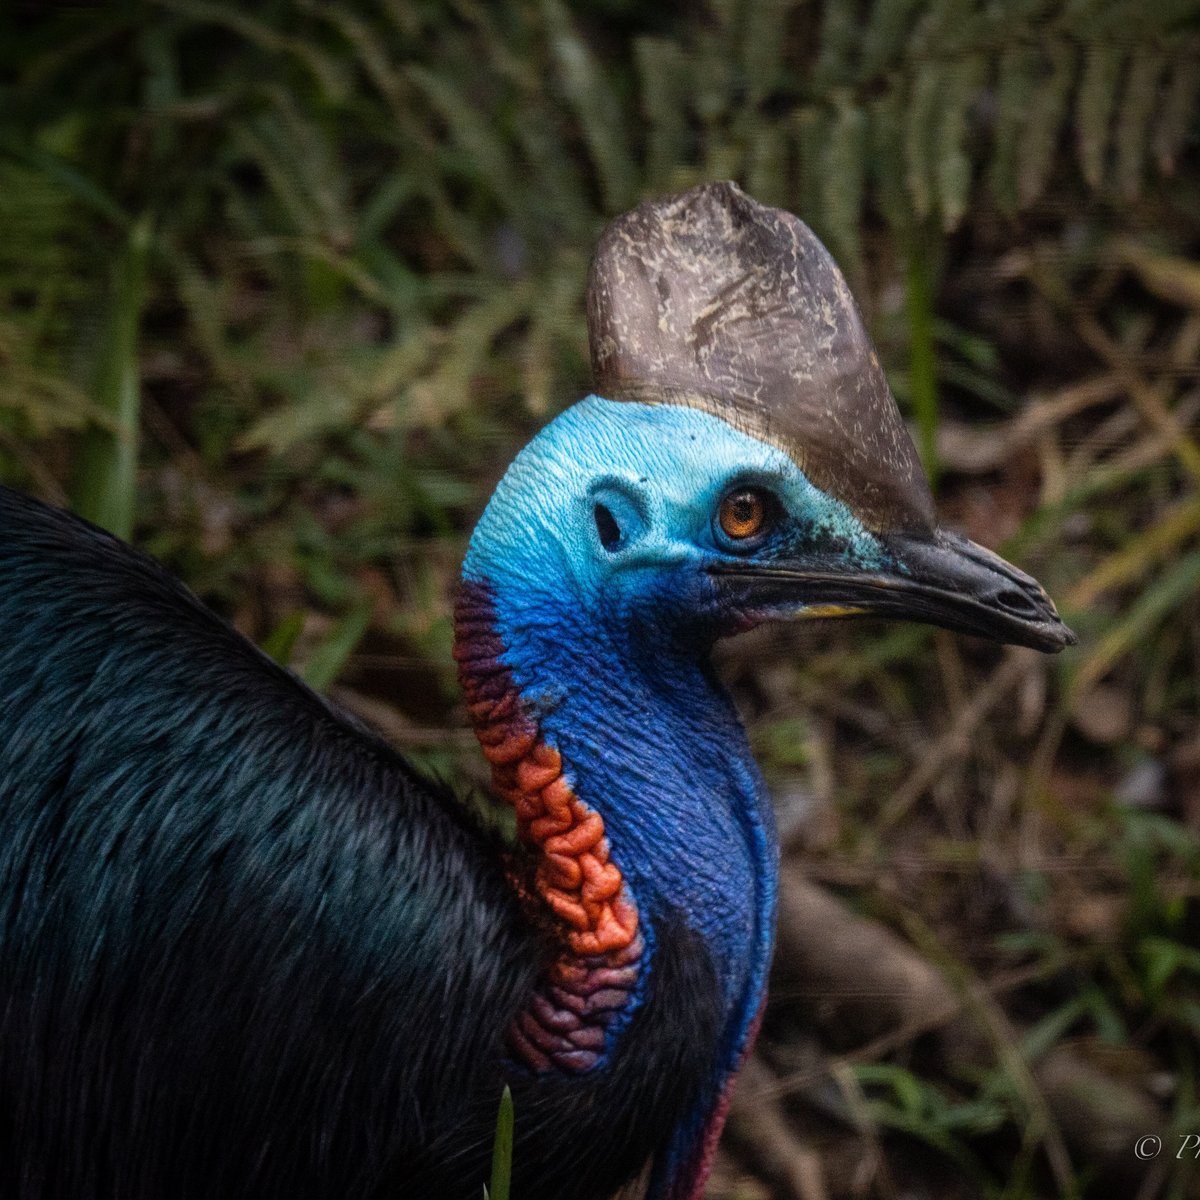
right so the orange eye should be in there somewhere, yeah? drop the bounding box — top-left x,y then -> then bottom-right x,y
719,488 -> 769,540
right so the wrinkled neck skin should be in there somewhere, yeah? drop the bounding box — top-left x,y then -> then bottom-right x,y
461,398 -> 780,1197
491,583 -> 774,1001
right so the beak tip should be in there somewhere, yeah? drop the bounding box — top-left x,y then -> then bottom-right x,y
1036,594 -> 1075,652
1013,606 -> 1075,654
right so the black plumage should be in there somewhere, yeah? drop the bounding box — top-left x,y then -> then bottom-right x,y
0,485 -> 722,1200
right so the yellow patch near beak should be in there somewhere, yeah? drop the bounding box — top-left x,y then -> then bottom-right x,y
800,604 -> 866,619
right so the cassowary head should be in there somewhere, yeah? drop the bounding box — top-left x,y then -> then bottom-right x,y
465,182 -> 1072,655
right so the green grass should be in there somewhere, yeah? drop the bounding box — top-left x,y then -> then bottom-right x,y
485,1085 -> 514,1200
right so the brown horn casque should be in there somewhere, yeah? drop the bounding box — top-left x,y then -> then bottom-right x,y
586,181 -> 936,534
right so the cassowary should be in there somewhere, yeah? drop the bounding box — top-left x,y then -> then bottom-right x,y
0,183 -> 1072,1200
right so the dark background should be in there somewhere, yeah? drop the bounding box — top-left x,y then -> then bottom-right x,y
2,2 -> 1199,1196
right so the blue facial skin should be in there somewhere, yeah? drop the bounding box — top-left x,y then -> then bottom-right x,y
465,395 -> 888,621
463,395 -> 889,1183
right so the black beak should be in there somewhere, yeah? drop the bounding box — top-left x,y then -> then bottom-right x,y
709,530 -> 1075,653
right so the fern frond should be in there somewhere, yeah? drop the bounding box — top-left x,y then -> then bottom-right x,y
934,55 -> 984,232
311,2 -> 406,115
540,0 -> 636,212
904,61 -> 944,220
1017,41 -> 1076,210
742,0 -> 794,103
1075,44 -> 1125,190
156,0 -> 350,101
1115,47 -> 1167,201
1153,48 -> 1200,176
529,256 -> 587,414
747,118 -> 790,209
823,98 -> 868,274
860,0 -> 924,79
405,280 -> 532,428
812,0 -> 860,89
635,37 -> 691,189
988,44 -> 1037,214
406,66 -> 523,223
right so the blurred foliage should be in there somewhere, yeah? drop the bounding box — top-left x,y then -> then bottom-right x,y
1,1 -> 1199,1197
2,0 -> 1198,564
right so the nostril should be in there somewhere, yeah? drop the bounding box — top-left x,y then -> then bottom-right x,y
996,587 -> 1043,619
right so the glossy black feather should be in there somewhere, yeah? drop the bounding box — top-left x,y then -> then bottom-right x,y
0,486 -> 722,1200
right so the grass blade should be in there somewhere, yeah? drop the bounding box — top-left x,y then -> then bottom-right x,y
301,602 -> 372,692
488,1085 -> 514,1200
260,612 -> 307,667
903,228 -> 939,485
73,215 -> 152,538
1070,549 -> 1200,699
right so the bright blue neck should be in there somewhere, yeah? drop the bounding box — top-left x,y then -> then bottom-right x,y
475,571 -> 778,1194
462,395 -> 787,1193
491,589 -> 777,1009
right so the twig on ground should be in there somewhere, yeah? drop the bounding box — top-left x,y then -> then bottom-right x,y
877,650 -> 1037,831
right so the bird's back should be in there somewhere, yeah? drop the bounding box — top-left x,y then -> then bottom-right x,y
0,487 -> 531,1196
0,487 -> 721,1200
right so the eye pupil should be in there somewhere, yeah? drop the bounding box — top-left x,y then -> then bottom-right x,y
594,503 -> 622,550
719,488 -> 769,540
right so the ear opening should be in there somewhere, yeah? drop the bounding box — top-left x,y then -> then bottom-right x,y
588,479 -> 649,554
594,503 -> 622,550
